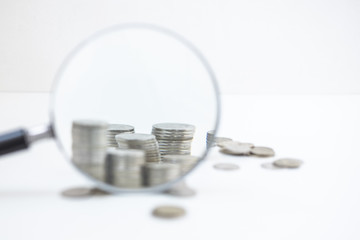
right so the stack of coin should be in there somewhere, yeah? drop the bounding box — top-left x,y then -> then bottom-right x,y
162,155 -> 199,175
72,120 -> 108,180
206,130 -> 215,148
105,149 -> 145,188
115,133 -> 161,162
142,162 -> 181,186
106,124 -> 135,147
152,123 -> 195,157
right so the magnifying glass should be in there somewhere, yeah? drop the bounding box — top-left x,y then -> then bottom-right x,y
0,24 -> 220,193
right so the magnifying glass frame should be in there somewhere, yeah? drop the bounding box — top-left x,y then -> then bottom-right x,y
0,23 -> 221,194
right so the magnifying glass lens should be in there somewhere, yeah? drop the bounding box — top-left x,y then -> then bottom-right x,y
51,25 -> 220,192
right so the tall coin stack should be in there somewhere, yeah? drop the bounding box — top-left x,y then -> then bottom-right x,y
152,123 -> 195,157
106,124 -> 135,147
105,149 -> 145,188
115,133 -> 161,162
142,162 -> 181,186
162,155 -> 199,175
72,120 -> 108,181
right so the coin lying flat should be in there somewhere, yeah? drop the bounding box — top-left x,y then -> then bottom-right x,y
261,162 -> 283,170
213,163 -> 240,171
152,205 -> 186,219
219,141 -> 252,156
90,187 -> 111,196
217,141 -> 254,149
250,146 -> 275,157
61,187 -> 93,198
273,158 -> 303,168
214,137 -> 233,146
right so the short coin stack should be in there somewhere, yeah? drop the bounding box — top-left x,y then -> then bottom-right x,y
72,120 -> 108,181
115,133 -> 161,162
105,149 -> 145,188
162,155 -> 199,175
142,162 -> 181,186
106,124 -> 135,147
152,123 -> 195,157
206,130 -> 215,148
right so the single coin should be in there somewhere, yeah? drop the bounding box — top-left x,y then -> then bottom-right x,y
219,142 -> 252,156
214,137 -> 233,146
273,158 -> 303,168
90,187 -> 111,196
261,162 -> 283,170
217,141 -> 254,149
61,187 -> 93,198
152,205 -> 186,219
250,146 -> 275,157
213,163 -> 240,171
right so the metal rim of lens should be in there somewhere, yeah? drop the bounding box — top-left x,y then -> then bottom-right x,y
49,23 -> 221,194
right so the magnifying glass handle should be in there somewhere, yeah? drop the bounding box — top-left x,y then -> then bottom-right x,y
0,125 -> 53,156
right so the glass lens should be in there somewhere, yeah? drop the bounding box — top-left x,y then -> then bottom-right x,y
51,25 -> 220,192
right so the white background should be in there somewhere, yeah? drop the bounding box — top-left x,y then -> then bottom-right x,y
0,0 -> 360,94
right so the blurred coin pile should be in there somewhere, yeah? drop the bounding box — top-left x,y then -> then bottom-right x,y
106,124 -> 134,147
72,120 -> 108,180
72,120 -> 202,189
162,155 -> 199,175
152,123 -> 195,157
105,149 -> 145,188
116,133 -> 161,162
142,162 -> 181,186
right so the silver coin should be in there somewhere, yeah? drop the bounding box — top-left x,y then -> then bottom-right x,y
261,162 -> 283,170
116,133 -> 156,141
61,187 -> 93,198
214,137 -> 233,146
219,142 -> 252,156
250,146 -> 275,157
152,205 -> 186,219
213,163 -> 240,171
90,187 -> 110,196
217,141 -> 254,148
153,123 -> 195,131
72,120 -> 108,129
273,158 -> 303,168
107,124 -> 134,131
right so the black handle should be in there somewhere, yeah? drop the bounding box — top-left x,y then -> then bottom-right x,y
0,129 -> 29,156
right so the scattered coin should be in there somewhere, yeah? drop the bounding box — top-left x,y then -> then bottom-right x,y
273,158 -> 303,168
213,163 -> 240,171
217,141 -> 254,149
219,141 -> 252,155
261,162 -> 283,170
250,146 -> 275,157
206,130 -> 233,148
90,187 -> 111,196
214,137 -> 232,147
152,205 -> 186,219
61,187 -> 93,198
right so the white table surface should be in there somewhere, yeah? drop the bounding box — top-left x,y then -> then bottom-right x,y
0,93 -> 359,240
